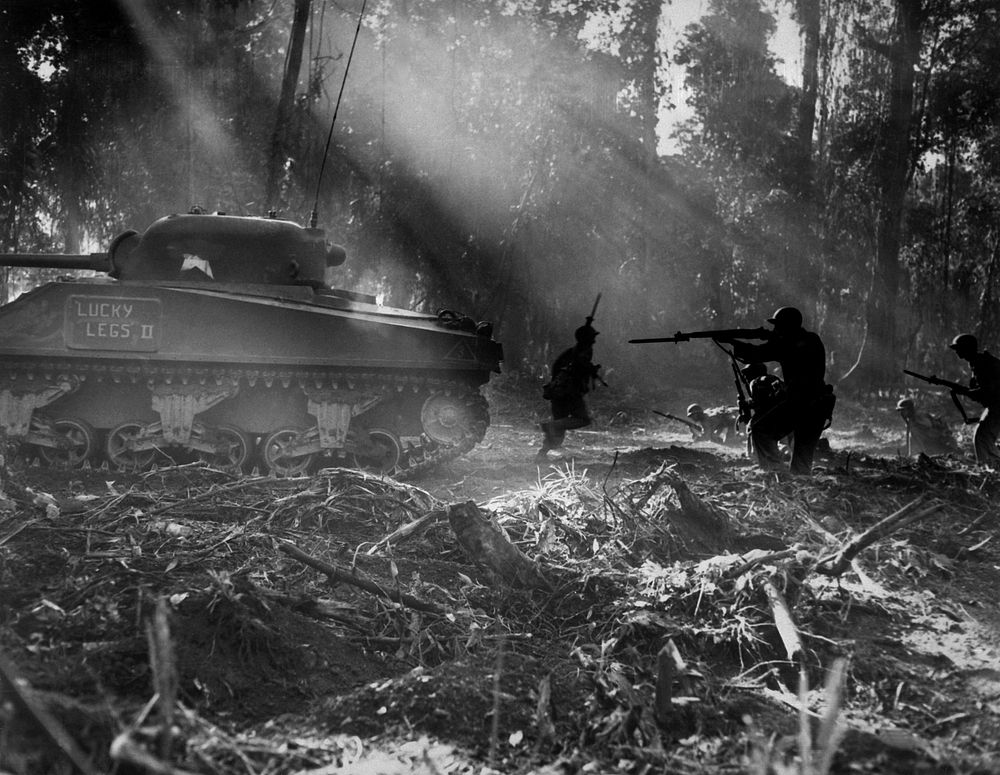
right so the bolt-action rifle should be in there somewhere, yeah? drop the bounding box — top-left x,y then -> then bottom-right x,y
629,327 -> 771,345
903,369 -> 978,424
652,409 -> 700,431
584,293 -> 608,388
732,360 -> 751,426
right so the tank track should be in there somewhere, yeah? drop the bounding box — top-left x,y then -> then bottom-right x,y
0,358 -> 490,479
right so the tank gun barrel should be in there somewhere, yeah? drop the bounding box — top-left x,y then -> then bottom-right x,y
0,253 -> 111,272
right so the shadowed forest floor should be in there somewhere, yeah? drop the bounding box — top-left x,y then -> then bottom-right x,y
1,384 -> 999,774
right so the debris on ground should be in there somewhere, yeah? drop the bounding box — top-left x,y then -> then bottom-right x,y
1,412 -> 999,774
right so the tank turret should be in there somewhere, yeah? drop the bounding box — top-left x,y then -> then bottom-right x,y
2,213 -> 348,286
0,211 -> 502,477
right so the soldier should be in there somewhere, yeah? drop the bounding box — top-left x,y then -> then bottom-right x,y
728,306 -> 835,474
742,362 -> 787,456
949,333 -> 1000,465
686,403 -> 740,445
537,323 -> 602,460
895,398 -> 957,457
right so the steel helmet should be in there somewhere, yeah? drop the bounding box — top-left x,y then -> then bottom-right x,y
575,324 -> 598,344
896,398 -> 914,411
686,403 -> 704,417
767,306 -> 803,330
949,333 -> 977,353
741,362 -> 766,380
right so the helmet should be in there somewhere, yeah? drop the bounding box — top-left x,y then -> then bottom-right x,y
949,333 -> 977,353
767,306 -> 803,330
686,403 -> 704,417
575,325 -> 598,344
741,362 -> 766,380
896,398 -> 914,411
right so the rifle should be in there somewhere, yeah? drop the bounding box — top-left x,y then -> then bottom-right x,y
586,293 -> 601,327
731,360 -> 751,426
629,327 -> 771,344
652,409 -> 700,431
584,294 -> 607,388
903,369 -> 977,424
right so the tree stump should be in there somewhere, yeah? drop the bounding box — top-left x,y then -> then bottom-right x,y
448,501 -> 552,591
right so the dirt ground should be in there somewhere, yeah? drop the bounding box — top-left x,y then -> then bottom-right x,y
1,382 -> 999,774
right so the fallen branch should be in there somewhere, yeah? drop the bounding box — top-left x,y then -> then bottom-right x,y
278,541 -> 448,615
111,734 -> 201,775
366,508 -> 445,555
145,476 -> 270,516
0,651 -> 100,775
722,548 -> 798,580
816,498 -> 941,576
762,577 -> 803,662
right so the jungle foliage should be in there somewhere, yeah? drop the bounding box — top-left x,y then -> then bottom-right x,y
2,0 -> 1000,390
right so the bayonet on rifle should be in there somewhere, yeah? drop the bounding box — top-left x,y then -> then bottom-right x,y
629,327 -> 771,345
903,369 -> 977,424
903,369 -> 970,395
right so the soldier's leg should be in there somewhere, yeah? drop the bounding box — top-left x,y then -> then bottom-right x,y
973,407 -> 1000,464
789,401 -> 828,474
538,401 -> 563,454
548,397 -> 591,447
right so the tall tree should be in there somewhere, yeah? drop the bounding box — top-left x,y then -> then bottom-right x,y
265,0 -> 311,208
840,0 -> 926,387
791,0 -> 820,190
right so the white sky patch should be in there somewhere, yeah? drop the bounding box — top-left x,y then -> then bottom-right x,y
659,0 -> 802,154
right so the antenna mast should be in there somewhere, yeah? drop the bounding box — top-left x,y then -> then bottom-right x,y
310,0 -> 369,228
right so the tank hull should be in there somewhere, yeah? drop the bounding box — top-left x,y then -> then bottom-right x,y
0,280 -> 502,475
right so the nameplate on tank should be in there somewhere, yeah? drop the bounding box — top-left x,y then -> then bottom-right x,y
65,295 -> 162,352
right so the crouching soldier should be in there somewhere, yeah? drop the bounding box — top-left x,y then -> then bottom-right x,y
896,398 -> 957,457
686,403 -> 741,446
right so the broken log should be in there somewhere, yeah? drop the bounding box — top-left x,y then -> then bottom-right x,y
816,498 -> 941,577
448,501 -> 553,591
654,639 -> 689,724
279,541 -> 448,615
762,577 -> 804,662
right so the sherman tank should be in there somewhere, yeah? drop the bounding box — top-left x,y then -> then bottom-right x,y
0,212 -> 503,476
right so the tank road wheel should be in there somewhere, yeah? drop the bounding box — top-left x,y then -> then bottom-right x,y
198,424 -> 254,474
350,428 -> 403,475
420,393 -> 477,445
106,421 -> 157,472
260,427 -> 315,477
38,417 -> 98,469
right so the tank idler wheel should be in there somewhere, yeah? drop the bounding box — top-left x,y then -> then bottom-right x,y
260,427 -> 315,477
198,424 -> 254,474
420,393 -> 473,445
350,428 -> 402,475
106,421 -> 157,472
38,417 -> 98,469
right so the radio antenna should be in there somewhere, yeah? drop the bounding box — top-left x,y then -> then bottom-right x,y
310,0 -> 368,228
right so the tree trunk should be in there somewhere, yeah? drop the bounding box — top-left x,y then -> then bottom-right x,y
976,232 -> 1000,346
794,0 -> 820,182
265,0 -> 311,208
839,0 -> 924,389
